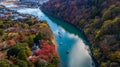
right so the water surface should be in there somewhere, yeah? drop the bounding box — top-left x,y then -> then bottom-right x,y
17,8 -> 94,67
0,3 -> 94,66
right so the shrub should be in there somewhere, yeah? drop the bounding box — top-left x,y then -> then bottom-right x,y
7,43 -> 31,59
46,63 -> 56,67
0,59 -> 15,67
17,50 -> 27,61
50,55 -> 60,67
24,35 -> 35,47
34,32 -> 46,44
93,47 -> 101,59
101,20 -> 112,34
40,23 -> 49,28
111,7 -> 120,14
34,59 -> 48,67
7,45 -> 21,59
15,59 -> 28,67
0,29 -> 3,36
109,5 -> 116,10
0,21 -> 4,28
79,19 -> 85,27
100,62 -> 108,67
42,20 -> 47,23
28,35 -> 35,47
101,17 -> 120,34
23,24 -> 29,28
102,10 -> 111,20
110,51 -> 120,61
34,44 -> 56,62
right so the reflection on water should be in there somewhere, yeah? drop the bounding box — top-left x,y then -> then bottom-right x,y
17,8 -> 94,67
0,1 -> 96,66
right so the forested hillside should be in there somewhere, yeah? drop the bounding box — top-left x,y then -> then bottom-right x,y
0,5 -> 59,67
41,0 -> 120,67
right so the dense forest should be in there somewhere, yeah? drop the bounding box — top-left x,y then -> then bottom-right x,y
0,5 -> 59,67
41,0 -> 120,67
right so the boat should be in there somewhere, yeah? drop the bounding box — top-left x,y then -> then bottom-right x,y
66,50 -> 70,54
59,35 -> 62,38
59,42 -> 63,45
58,31 -> 61,34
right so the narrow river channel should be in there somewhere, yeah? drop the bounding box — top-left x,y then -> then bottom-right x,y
2,3 -> 95,67
17,8 -> 95,67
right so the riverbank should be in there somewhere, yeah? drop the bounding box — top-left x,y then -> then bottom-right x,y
40,8 -> 90,43
16,6 -> 97,67
41,0 -> 120,67
0,5 -> 59,67
40,7 -> 99,67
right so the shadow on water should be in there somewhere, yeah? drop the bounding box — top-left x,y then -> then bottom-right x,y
42,10 -> 90,45
16,7 -> 98,67
41,9 -> 99,67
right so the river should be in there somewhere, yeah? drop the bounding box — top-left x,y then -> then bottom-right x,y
3,3 -> 95,67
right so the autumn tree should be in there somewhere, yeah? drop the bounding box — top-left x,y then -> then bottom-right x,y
0,59 -> 17,67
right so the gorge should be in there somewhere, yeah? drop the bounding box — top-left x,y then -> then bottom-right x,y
0,0 -> 120,67
17,8 -> 95,67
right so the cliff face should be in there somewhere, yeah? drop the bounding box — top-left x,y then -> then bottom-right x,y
41,0 -> 120,67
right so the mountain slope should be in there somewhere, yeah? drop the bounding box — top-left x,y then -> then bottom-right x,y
41,0 -> 120,67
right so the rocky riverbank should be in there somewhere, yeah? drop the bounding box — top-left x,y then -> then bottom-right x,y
41,0 -> 120,67
0,5 -> 59,67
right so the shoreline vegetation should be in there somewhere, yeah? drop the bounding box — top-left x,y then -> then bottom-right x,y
40,6 -> 99,67
0,5 -> 59,67
41,0 -> 120,67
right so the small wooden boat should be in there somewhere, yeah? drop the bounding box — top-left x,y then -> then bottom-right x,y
66,50 -> 70,54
